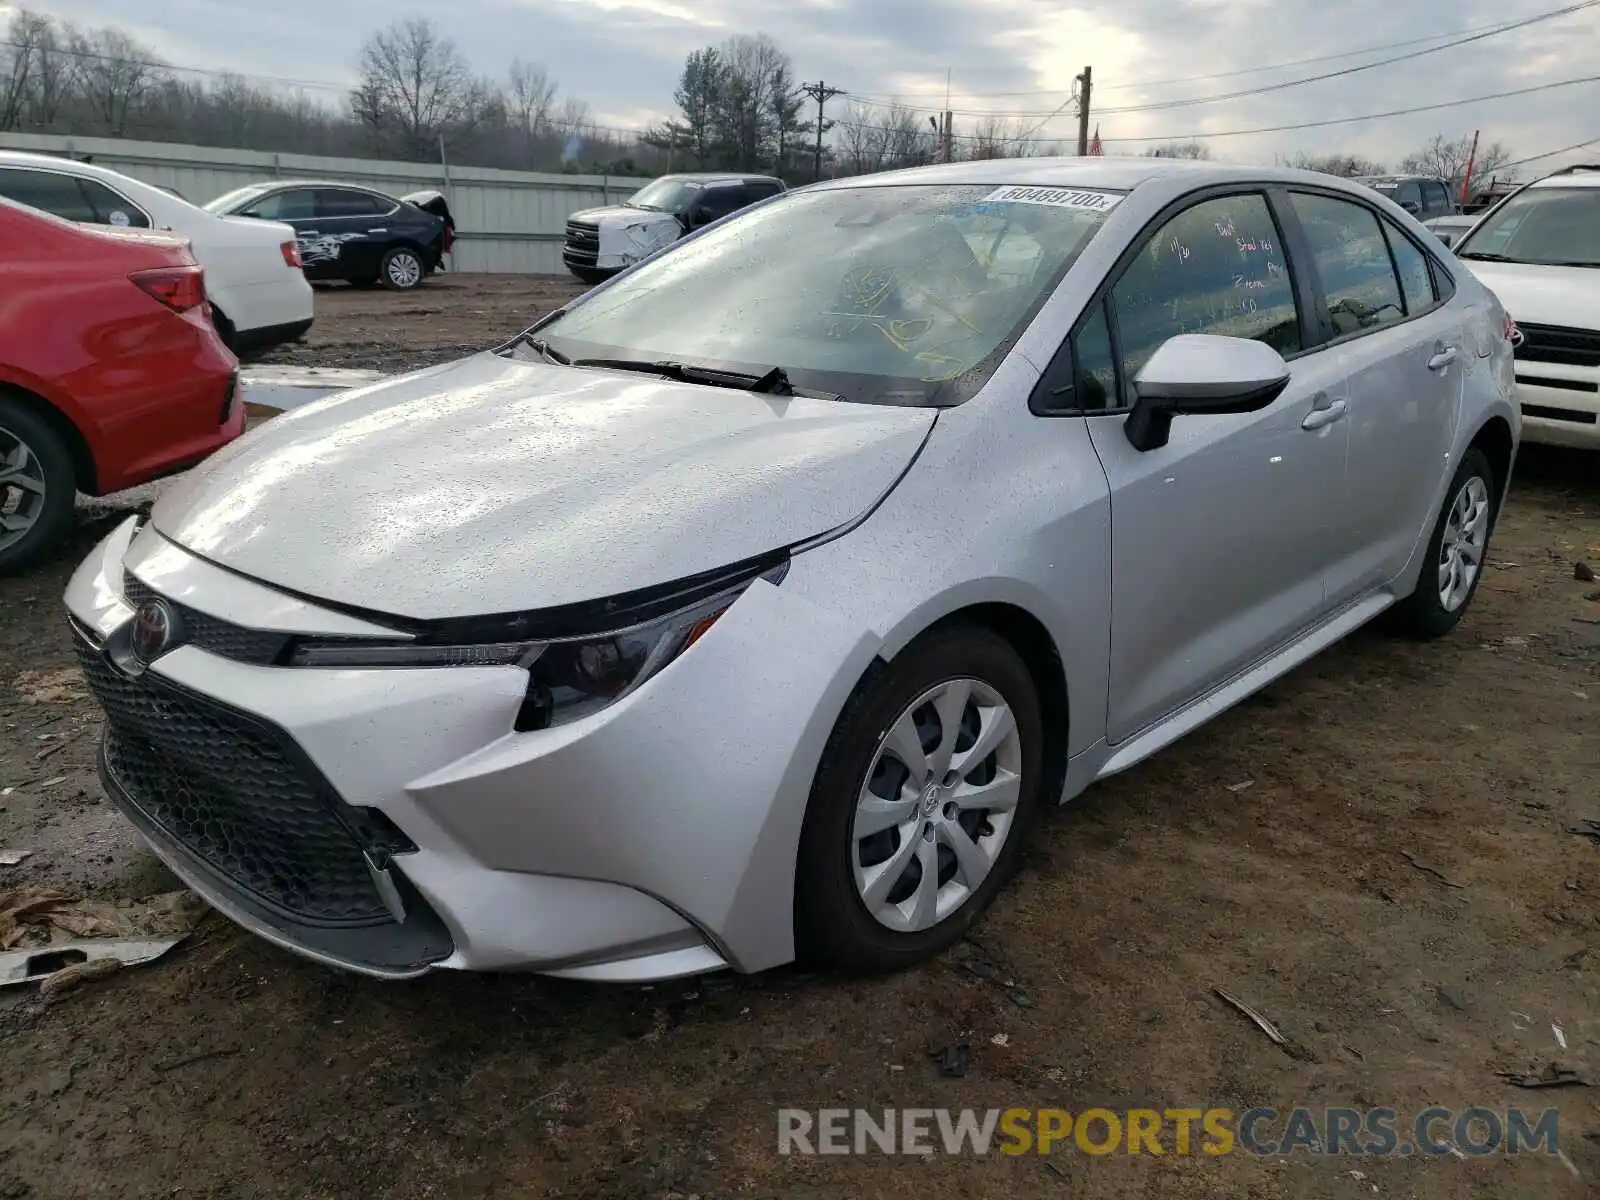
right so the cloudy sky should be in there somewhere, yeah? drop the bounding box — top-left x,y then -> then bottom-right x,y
12,0 -> 1600,171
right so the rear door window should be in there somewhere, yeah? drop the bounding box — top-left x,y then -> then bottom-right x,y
76,179 -> 150,228
1289,192 -> 1405,337
1383,223 -> 1437,316
315,189 -> 390,218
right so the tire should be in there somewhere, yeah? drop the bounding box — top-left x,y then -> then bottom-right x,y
1389,446 -> 1497,639
378,246 -> 425,291
209,305 -> 236,352
796,625 -> 1045,973
0,395 -> 77,575
569,266 -> 610,286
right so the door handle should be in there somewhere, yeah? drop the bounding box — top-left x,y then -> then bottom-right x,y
1427,346 -> 1459,371
1301,395 -> 1348,430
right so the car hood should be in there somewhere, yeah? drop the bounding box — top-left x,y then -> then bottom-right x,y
1457,259 -> 1600,330
568,204 -> 678,227
150,352 -> 935,621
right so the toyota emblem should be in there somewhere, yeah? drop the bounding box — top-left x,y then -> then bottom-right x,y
130,599 -> 176,664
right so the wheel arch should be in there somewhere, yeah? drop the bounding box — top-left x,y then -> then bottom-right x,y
0,380 -> 97,493
1467,414 -> 1515,526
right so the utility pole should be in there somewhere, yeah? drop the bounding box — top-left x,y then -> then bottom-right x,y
802,80 -> 845,182
1075,65 -> 1092,156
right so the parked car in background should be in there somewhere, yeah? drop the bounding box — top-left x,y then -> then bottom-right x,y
0,150 -> 313,353
1354,174 -> 1456,221
1463,180 -> 1519,214
205,182 -> 453,291
1452,164 -> 1600,449
1423,213 -> 1479,249
563,173 -> 785,282
67,159 -> 1517,983
0,198 -> 242,572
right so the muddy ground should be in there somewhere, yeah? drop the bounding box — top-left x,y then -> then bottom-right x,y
1,274 -> 1597,1199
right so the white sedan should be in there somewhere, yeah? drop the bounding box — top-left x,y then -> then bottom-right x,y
0,151 -> 313,352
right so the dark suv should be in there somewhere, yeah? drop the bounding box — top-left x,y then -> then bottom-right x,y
563,173 -> 786,283
205,182 -> 454,290
1353,175 -> 1456,221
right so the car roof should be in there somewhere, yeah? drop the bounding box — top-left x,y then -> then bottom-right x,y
808,155 -> 1390,195
0,149 -> 149,187
1353,174 -> 1446,185
252,180 -> 400,195
657,172 -> 781,184
1528,166 -> 1600,189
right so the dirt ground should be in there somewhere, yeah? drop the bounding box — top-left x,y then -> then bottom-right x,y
2,275 -> 1597,1199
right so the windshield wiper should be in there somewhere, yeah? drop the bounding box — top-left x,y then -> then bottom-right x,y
1456,251 -> 1515,262
509,335 -> 570,365
569,357 -> 806,396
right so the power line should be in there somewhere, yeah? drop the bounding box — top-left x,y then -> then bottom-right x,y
828,75 -> 1600,146
844,6 -> 1597,100
845,0 -> 1598,120
1500,134 -> 1600,169
0,37 -> 350,93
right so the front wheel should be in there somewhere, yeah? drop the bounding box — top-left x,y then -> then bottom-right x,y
379,247 -> 425,291
0,396 -> 77,574
796,626 -> 1044,973
1389,447 -> 1497,638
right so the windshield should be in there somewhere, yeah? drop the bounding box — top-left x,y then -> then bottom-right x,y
536,183 -> 1122,407
626,178 -> 704,213
203,185 -> 271,214
1455,186 -> 1600,266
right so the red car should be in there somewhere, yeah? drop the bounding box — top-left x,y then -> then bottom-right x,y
0,197 -> 243,572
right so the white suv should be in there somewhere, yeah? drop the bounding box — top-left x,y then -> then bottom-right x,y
0,151 -> 314,354
1452,165 -> 1600,449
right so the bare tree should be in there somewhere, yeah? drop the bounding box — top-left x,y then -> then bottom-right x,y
715,34 -> 787,172
507,58 -> 557,142
835,102 -> 934,177
552,95 -> 591,135
350,18 -> 495,156
68,27 -> 166,135
1,10 -> 52,130
963,115 -> 1032,161
1400,133 -> 1514,191
1142,141 -> 1210,160
1284,151 -> 1386,178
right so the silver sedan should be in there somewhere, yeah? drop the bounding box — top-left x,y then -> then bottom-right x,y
65,158 -> 1520,982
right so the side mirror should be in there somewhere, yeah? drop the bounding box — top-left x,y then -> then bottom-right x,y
1400,199 -> 1421,215
1124,334 -> 1291,452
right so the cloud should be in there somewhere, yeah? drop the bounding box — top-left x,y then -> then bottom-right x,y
16,0 -> 1600,170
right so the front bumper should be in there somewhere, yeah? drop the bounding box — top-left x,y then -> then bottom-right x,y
64,518 -> 875,980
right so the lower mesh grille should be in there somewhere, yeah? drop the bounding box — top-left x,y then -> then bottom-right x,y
74,630 -> 394,926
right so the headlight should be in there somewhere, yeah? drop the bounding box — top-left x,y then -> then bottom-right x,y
286,560 -> 787,730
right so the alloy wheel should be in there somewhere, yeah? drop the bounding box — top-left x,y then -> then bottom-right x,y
0,427 -> 47,554
1438,474 -> 1490,613
387,251 -> 422,289
851,677 -> 1023,933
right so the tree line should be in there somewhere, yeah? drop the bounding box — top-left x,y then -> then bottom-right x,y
1,9 -> 1520,193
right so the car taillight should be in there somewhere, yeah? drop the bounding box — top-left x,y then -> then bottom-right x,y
443,224 -> 454,253
281,239 -> 303,269
130,265 -> 206,312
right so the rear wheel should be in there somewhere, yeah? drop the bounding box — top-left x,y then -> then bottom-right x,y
796,626 -> 1044,973
568,266 -> 610,285
1389,447 -> 1497,638
379,247 -> 425,291
209,305 -> 236,352
0,396 -> 77,574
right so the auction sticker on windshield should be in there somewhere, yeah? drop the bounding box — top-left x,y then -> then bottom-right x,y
981,186 -> 1123,212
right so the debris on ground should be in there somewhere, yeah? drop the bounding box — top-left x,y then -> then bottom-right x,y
1213,987 -> 1316,1061
0,888 -> 207,989
1496,1063 -> 1590,1089
1435,986 -> 1468,1013
929,1042 -> 970,1078
0,850 -> 33,867
1567,819 -> 1600,842
1226,780 -> 1255,793
1576,562 -> 1596,583
1402,850 -> 1466,889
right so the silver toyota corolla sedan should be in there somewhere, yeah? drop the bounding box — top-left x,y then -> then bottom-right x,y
66,158 -> 1520,983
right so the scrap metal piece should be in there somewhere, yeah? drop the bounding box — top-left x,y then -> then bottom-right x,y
0,937 -> 184,989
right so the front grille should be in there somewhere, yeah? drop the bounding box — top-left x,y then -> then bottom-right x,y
74,628 -> 397,926
1513,322 -> 1600,368
122,572 -> 290,665
564,220 -> 600,267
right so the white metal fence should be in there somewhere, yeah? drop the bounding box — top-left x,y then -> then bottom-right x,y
0,131 -> 650,275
